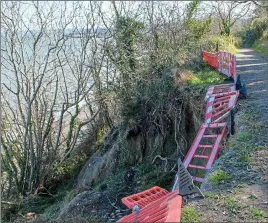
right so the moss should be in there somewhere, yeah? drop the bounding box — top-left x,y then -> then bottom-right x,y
97,127 -> 109,142
181,207 -> 200,222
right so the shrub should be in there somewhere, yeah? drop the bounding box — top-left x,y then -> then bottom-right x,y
200,35 -> 239,54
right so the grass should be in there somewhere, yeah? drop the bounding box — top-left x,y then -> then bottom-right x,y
238,154 -> 252,163
248,194 -> 257,200
224,197 -> 239,210
208,169 -> 232,185
188,68 -> 225,86
251,207 -> 265,219
64,189 -> 79,202
205,192 -> 220,199
181,207 -> 200,222
33,181 -> 77,222
253,145 -> 265,151
40,202 -> 62,222
236,132 -> 253,142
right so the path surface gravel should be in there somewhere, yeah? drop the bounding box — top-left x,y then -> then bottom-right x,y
236,48 -> 268,143
188,49 -> 268,222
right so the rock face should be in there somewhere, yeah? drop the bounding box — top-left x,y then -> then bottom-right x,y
76,96 -> 204,192
76,126 -> 143,191
76,155 -> 112,190
57,85 -> 205,222
56,190 -> 132,222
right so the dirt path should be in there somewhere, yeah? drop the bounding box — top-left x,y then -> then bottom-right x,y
237,48 -> 268,134
185,49 -> 268,222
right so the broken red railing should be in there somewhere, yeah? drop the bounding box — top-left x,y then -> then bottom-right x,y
121,186 -> 169,209
205,91 -> 239,124
183,123 -> 227,183
205,83 -> 236,101
117,49 -> 242,222
117,159 -> 203,222
118,190 -> 182,223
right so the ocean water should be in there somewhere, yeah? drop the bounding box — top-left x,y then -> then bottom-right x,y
1,30 -> 110,120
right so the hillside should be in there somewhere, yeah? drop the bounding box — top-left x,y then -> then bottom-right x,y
1,1 -> 268,222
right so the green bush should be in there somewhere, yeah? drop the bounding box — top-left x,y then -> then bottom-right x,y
200,35 -> 239,54
242,17 -> 268,48
253,29 -> 268,55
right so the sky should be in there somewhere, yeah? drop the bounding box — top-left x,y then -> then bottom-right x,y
1,1 -> 255,33
1,1 -> 189,29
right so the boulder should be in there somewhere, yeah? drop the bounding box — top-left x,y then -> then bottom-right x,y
57,191 -> 102,220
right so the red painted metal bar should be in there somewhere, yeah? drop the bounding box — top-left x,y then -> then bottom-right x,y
117,190 -> 182,223
205,84 -> 236,101
205,91 -> 239,124
121,186 -> 169,209
183,123 -> 227,182
183,126 -> 207,169
202,51 -> 218,69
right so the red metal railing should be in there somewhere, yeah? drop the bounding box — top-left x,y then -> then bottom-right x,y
117,49 -> 241,222
202,50 -> 237,83
202,51 -> 218,69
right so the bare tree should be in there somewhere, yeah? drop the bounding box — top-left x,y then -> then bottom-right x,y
211,1 -> 253,36
1,1 -> 104,197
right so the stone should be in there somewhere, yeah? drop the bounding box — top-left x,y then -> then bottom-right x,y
57,191 -> 101,221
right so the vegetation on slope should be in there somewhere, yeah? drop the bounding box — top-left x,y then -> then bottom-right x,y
1,0 -> 255,222
239,3 -> 268,55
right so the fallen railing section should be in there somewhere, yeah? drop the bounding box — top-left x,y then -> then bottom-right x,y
183,123 -> 227,183
117,159 -> 203,222
116,50 -> 244,222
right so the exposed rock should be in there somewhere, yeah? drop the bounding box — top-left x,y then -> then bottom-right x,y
76,101 -> 202,192
57,191 -> 101,220
76,156 -> 105,190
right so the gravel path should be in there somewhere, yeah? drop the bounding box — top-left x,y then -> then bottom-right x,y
236,48 -> 268,143
188,49 -> 268,222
